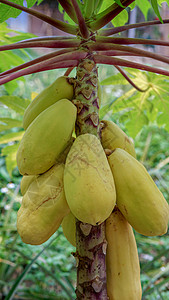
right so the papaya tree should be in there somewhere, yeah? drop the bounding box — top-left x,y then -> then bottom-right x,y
0,0 -> 169,299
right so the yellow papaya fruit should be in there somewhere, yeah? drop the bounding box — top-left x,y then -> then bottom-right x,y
108,148 -> 169,236
64,133 -> 116,225
17,163 -> 70,245
101,120 -> 136,157
20,175 -> 37,195
17,99 -> 77,175
62,212 -> 76,247
23,76 -> 74,129
106,208 -> 142,300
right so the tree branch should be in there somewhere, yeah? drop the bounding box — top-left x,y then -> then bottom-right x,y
114,65 -> 149,92
71,0 -> 90,39
0,48 -> 75,77
0,38 -> 80,51
96,36 -> 169,47
0,0 -> 77,35
94,54 -> 169,77
0,61 -> 78,85
99,18 -> 169,36
0,51 -> 87,85
58,0 -> 78,23
89,42 -> 169,65
89,0 -> 135,31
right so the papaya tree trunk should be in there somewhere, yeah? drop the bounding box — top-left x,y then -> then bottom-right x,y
73,54 -> 108,299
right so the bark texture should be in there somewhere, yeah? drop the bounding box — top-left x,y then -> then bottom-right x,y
73,54 -> 108,300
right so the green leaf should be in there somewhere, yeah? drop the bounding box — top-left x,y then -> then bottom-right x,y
100,73 -> 129,85
136,0 -> 151,20
0,131 -> 24,144
0,95 -> 30,114
98,0 -> 129,26
1,143 -> 19,175
113,0 -> 124,7
126,111 -> 149,137
0,1 -> 23,23
150,0 -> 163,22
0,118 -> 23,132
99,103 -> 113,119
0,52 -> 25,73
4,235 -> 60,300
99,0 -> 114,13
0,0 -> 41,23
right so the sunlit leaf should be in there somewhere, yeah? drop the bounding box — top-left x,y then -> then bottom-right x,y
126,111 -> 149,137
136,0 -> 151,20
0,118 -> 22,132
150,0 -> 163,22
101,73 -> 129,85
0,131 -> 24,144
1,143 -> 19,175
112,9 -> 128,27
0,1 -> 23,23
0,95 -> 30,114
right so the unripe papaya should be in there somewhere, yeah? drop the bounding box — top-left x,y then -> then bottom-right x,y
23,76 -> 74,129
108,148 -> 169,236
106,208 -> 142,300
20,175 -> 37,195
62,212 -> 76,247
64,133 -> 116,225
17,163 -> 70,245
101,120 -> 136,157
17,99 -> 77,175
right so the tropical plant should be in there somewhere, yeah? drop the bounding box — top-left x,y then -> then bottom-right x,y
0,0 -> 169,299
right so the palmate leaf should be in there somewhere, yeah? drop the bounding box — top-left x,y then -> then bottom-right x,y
0,118 -> 22,132
0,0 -> 23,23
0,130 -> 24,144
0,22 -> 36,44
136,0 -> 151,20
1,143 -> 19,175
101,72 -> 129,85
100,69 -> 169,137
125,110 -> 149,137
0,95 -> 30,114
0,0 -> 43,23
111,9 -> 129,27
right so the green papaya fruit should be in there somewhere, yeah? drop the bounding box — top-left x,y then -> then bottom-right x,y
101,120 -> 136,157
108,148 -> 169,236
17,163 -> 70,245
64,133 -> 116,225
62,212 -> 76,247
17,99 -> 77,175
23,76 -> 74,129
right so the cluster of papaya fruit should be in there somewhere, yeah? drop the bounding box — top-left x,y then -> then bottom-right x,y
17,76 -> 169,300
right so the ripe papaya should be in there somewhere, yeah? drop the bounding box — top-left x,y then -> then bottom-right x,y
64,133 -> 116,225
101,120 -> 136,157
17,99 -> 77,175
62,212 -> 76,247
23,76 -> 74,129
20,175 -> 37,195
17,163 -> 70,245
108,148 -> 169,236
106,208 -> 142,300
